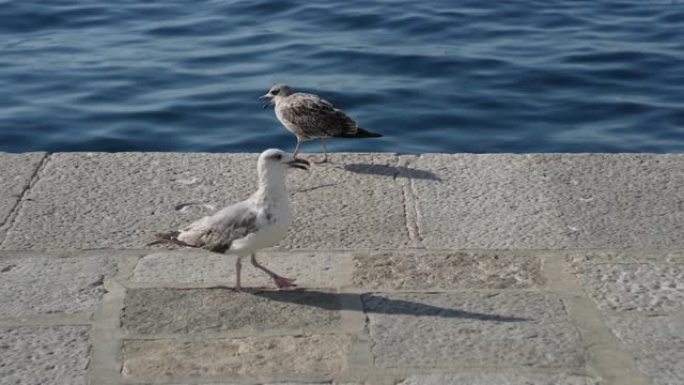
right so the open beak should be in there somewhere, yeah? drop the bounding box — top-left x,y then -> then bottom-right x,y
259,94 -> 271,109
287,158 -> 310,170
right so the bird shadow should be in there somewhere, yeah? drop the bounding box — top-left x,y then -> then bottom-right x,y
250,290 -> 528,322
342,163 -> 442,181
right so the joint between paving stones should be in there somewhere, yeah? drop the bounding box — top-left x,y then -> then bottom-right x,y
406,157 -> 425,247
0,312 -> 93,328
395,155 -> 424,248
542,254 -> 653,385
0,153 -> 51,247
88,266 -> 129,384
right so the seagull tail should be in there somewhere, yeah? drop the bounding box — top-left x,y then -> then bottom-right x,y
147,231 -> 190,247
335,127 -> 382,139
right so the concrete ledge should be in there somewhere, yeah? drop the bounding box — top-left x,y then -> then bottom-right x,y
411,153 -> 684,249
1,152 -> 682,250
0,152 -> 409,250
0,152 -> 682,385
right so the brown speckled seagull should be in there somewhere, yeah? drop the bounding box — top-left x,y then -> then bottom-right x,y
261,84 -> 382,163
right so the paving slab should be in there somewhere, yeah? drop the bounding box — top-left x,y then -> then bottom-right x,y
352,251 -> 544,290
0,253 -> 116,317
138,381 -> 356,384
283,153 -> 408,249
165,383 -> 338,385
409,154 -> 684,249
122,335 -> 351,378
631,349 -> 684,385
263,383 -> 333,385
602,314 -> 684,385
567,250 -> 684,265
122,288 -> 343,335
130,250 -> 347,289
536,154 -> 684,249
604,314 -> 684,348
0,325 -> 90,385
363,292 -> 585,368
398,373 -> 601,385
1,152 -> 255,249
409,154 -> 568,249
571,262 -> 684,312
0,152 -> 45,241
2,152 -> 408,250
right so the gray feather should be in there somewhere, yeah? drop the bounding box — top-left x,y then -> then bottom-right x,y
179,202 -> 260,253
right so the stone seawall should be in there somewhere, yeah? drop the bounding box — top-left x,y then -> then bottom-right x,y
0,152 -> 682,385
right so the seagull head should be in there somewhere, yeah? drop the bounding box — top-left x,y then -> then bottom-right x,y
259,84 -> 292,108
258,149 -> 310,183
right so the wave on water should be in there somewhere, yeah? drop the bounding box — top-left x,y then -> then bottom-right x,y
0,0 -> 682,153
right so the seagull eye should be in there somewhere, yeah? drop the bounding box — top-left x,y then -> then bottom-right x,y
273,153 -> 282,160
271,89 -> 280,95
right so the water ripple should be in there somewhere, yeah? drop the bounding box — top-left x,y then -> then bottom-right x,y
1,0 -> 683,153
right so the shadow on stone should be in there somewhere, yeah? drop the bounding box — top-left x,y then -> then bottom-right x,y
251,290 -> 527,322
343,163 -> 442,181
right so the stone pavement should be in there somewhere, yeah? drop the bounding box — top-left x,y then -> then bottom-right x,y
0,152 -> 683,385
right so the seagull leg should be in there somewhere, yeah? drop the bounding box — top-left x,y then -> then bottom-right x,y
250,253 -> 297,289
315,138 -> 329,164
293,138 -> 302,159
234,256 -> 242,292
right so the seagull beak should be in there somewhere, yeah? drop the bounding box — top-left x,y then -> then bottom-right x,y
259,95 -> 272,109
287,158 -> 310,171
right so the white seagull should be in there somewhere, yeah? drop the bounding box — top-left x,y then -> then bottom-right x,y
261,84 -> 382,163
148,149 -> 310,291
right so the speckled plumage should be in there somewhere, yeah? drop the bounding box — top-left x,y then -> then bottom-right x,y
276,92 -> 359,139
262,84 -> 381,162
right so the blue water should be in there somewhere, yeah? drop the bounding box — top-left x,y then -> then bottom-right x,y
1,0 -> 683,154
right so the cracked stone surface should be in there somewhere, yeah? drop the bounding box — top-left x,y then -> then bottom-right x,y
131,250 -> 344,289
0,153 -> 45,240
0,325 -> 90,385
398,373 -> 601,385
1,153 -> 255,249
572,262 -> 684,312
352,251 -> 544,290
364,292 -> 585,368
2,153 -> 408,250
122,335 -> 351,378
0,254 -> 116,316
123,288 -> 343,335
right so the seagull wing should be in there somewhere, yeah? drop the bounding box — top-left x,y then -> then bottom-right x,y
171,201 -> 260,253
279,93 -> 358,138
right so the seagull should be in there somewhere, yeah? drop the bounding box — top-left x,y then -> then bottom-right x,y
260,84 -> 382,163
148,149 -> 310,291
